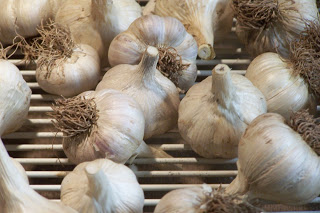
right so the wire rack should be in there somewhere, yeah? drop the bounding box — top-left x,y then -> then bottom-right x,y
2,1 -> 320,212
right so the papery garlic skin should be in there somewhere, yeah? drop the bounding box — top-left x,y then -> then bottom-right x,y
11,158 -> 29,184
245,52 -> 310,120
55,0 -> 141,67
226,113 -> 320,205
0,0 -> 63,44
154,0 -> 233,60
61,158 -> 144,213
0,60 -> 31,136
96,46 -> 180,139
179,64 -> 266,158
234,0 -> 319,58
154,184 -> 213,213
0,139 -> 76,213
108,15 -> 198,91
62,89 -> 145,164
36,44 -> 100,97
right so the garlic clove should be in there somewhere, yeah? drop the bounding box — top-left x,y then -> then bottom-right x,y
61,158 -> 144,213
226,113 -> 320,205
178,64 -> 266,158
0,59 -> 31,136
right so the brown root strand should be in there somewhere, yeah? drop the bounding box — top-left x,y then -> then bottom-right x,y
156,46 -> 189,88
16,19 -> 76,77
232,0 -> 281,30
202,187 -> 262,213
289,21 -> 320,97
48,96 -> 99,138
289,109 -> 320,155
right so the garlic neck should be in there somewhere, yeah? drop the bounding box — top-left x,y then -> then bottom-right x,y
138,46 -> 159,82
0,138 -> 28,211
85,163 -> 111,205
212,64 -> 235,109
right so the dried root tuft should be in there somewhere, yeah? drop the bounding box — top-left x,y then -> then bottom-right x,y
289,109 -> 320,155
48,96 -> 99,138
156,46 -> 189,88
289,21 -> 320,97
202,187 -> 262,213
232,0 -> 281,30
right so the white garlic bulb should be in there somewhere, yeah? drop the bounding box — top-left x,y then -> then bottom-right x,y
23,21 -> 101,97
108,14 -> 198,91
178,64 -> 267,158
36,44 -> 101,97
61,158 -> 144,213
233,0 -> 319,58
245,52 -> 311,120
0,139 -> 76,213
49,89 -> 168,165
11,158 -> 29,184
154,0 -> 233,60
0,59 -> 31,136
96,46 -> 180,139
154,184 -> 260,213
55,0 -> 142,67
0,0 -> 63,44
226,112 -> 320,205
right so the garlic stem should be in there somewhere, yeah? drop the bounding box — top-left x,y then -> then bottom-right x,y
139,46 -> 159,81
85,164 -> 110,205
212,64 -> 235,109
198,44 -> 215,60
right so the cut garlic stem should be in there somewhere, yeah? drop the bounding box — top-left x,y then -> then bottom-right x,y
198,44 -> 215,60
213,64 -> 235,109
85,164 -> 110,203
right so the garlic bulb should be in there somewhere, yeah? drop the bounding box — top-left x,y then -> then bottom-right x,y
23,21 -> 101,97
11,158 -> 29,184
226,112 -> 320,205
108,14 -> 198,91
0,0 -> 63,44
154,0 -> 233,60
96,46 -> 180,139
55,0 -> 142,67
154,184 -> 260,213
246,52 -> 310,120
61,158 -> 144,213
49,89 -> 169,164
178,64 -> 266,158
232,0 -> 319,58
0,59 -> 31,136
0,139 -> 76,213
